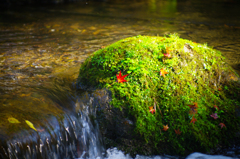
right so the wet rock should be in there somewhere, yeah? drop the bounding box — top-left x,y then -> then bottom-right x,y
77,35 -> 240,156
91,89 -> 135,140
82,88 -> 156,156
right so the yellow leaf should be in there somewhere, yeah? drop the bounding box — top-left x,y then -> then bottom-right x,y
93,30 -> 100,35
8,117 -> 20,124
88,26 -> 96,30
19,93 -> 31,97
25,120 -> 37,131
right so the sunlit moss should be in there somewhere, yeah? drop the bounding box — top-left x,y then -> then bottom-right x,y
78,34 -> 240,155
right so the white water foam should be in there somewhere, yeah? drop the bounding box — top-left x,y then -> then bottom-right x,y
77,147 -> 236,159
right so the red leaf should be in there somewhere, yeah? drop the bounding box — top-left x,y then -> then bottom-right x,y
210,113 -> 218,119
188,102 -> 198,115
159,68 -> 168,77
219,123 -> 226,129
149,106 -> 155,114
174,128 -> 182,135
116,71 -> 129,83
190,116 -> 197,124
162,124 -> 169,131
164,47 -> 171,58
163,53 -> 171,58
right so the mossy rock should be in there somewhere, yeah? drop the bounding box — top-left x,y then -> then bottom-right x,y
77,34 -> 240,156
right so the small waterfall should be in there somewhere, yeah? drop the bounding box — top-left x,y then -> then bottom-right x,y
0,85 -> 129,159
75,95 -> 104,159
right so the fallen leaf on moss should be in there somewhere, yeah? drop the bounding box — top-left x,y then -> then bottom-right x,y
164,47 -> 171,58
25,120 -> 37,131
166,47 -> 170,52
149,106 -> 155,114
163,53 -> 171,58
163,124 -> 169,131
190,116 -> 197,124
8,117 -> 20,124
174,128 -> 182,135
116,71 -> 129,83
188,102 -> 198,115
219,123 -> 226,129
159,68 -> 168,77
210,113 -> 218,119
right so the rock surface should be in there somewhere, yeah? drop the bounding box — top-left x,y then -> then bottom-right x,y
77,35 -> 240,156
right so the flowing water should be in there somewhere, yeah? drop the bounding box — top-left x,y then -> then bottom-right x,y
0,0 -> 240,158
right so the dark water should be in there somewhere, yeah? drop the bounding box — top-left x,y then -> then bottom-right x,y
0,0 -> 240,158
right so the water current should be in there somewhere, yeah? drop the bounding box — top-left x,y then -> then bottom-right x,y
0,0 -> 240,158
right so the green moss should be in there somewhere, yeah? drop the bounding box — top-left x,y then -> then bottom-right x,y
78,34 -> 240,155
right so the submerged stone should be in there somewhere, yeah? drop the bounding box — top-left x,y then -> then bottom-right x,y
77,34 -> 240,156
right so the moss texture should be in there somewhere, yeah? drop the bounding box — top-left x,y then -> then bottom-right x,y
78,34 -> 240,155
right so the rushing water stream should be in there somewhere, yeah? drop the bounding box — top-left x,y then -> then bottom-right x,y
0,0 -> 240,158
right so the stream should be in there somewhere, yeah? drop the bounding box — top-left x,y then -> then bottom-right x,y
0,0 -> 240,158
